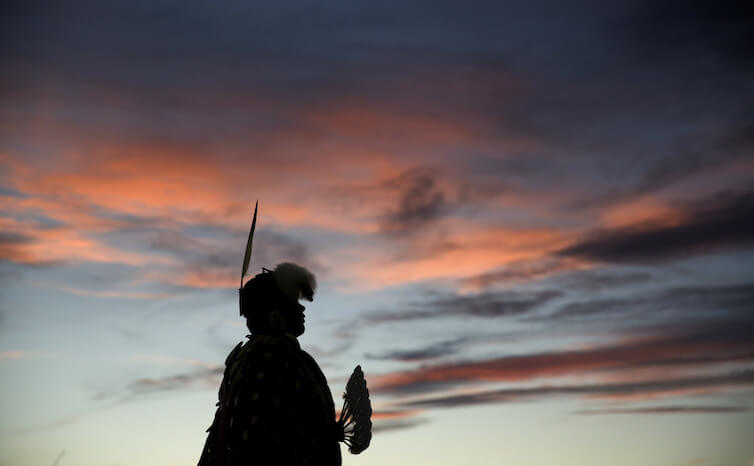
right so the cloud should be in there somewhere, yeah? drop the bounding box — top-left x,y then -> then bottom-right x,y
460,258 -> 586,290
574,405 -> 750,415
147,227 -> 322,290
366,338 -> 468,362
371,317 -> 754,395
622,0 -> 754,66
29,281 -> 178,300
379,167 -> 450,236
0,231 -> 33,245
558,190 -> 754,263
367,289 -> 562,324
397,370 -> 754,410
553,269 -> 653,291
349,408 -> 429,434
372,417 -> 430,434
346,225 -> 568,290
126,367 -> 223,396
545,282 -> 754,322
0,351 -> 31,360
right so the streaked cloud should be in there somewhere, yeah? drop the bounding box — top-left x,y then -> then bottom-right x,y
397,370 -> 754,409
0,351 -> 31,360
366,339 -> 469,362
559,190 -> 754,263
574,405 -> 750,415
371,317 -> 754,395
367,289 -> 562,323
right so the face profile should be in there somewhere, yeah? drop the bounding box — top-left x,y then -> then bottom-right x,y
270,300 -> 306,337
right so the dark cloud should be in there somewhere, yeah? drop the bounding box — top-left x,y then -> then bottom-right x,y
368,289 -> 562,323
545,282 -> 754,322
559,190 -> 754,263
636,122 -> 754,197
372,418 -> 430,434
623,0 -> 754,65
126,367 -> 223,396
461,259 -> 576,289
574,405 -> 750,415
556,270 -> 652,291
366,338 -> 467,362
379,167 -> 449,236
372,316 -> 754,395
462,262 -> 653,292
397,370 -> 754,409
252,231 -> 323,273
147,226 -> 321,289
4,0 -> 751,216
0,231 -> 33,244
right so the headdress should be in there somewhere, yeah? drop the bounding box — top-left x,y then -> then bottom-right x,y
238,202 -> 316,317
239,201 -> 258,316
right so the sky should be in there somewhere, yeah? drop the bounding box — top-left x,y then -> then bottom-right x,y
1,1 -> 753,465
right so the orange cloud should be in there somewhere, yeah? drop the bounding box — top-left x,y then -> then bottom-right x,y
0,351 -> 30,360
370,334 -> 754,394
1,83 -> 580,295
336,221 -> 573,290
599,195 -> 686,229
0,220 -> 172,266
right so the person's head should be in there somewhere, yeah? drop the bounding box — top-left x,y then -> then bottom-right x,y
240,263 -> 316,337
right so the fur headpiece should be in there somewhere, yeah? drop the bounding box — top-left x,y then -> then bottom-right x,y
273,262 -> 317,302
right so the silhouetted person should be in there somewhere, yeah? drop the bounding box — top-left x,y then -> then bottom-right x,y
198,263 -> 342,466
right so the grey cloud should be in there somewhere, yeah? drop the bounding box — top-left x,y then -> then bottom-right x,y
147,226 -> 322,289
558,190 -> 754,263
574,405 -> 750,415
380,167 -> 448,236
461,259 -> 578,289
366,338 -> 467,362
632,119 -> 754,198
621,0 -> 754,66
555,270 -> 652,291
126,366 -> 223,396
398,370 -> 754,410
0,231 -> 33,244
372,314 -> 754,396
372,417 -> 430,434
546,282 -> 754,322
368,289 -> 562,323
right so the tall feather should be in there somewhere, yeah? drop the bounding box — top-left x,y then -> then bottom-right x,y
240,201 -> 258,288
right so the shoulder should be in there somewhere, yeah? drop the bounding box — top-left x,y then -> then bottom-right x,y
230,334 -> 301,373
247,334 -> 299,355
224,341 -> 245,366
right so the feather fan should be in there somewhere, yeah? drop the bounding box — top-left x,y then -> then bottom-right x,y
337,365 -> 372,454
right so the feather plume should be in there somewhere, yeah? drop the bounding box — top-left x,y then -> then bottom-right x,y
273,262 -> 317,302
240,201 -> 258,288
338,365 -> 372,454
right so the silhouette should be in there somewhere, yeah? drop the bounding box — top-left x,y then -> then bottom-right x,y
198,203 -> 370,466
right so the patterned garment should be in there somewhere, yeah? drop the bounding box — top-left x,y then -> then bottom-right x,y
198,334 -> 342,466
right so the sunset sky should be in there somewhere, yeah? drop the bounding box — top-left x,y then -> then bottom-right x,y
1,1 -> 753,465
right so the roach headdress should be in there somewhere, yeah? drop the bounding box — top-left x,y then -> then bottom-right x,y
238,202 -> 317,317
239,201 -> 258,316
